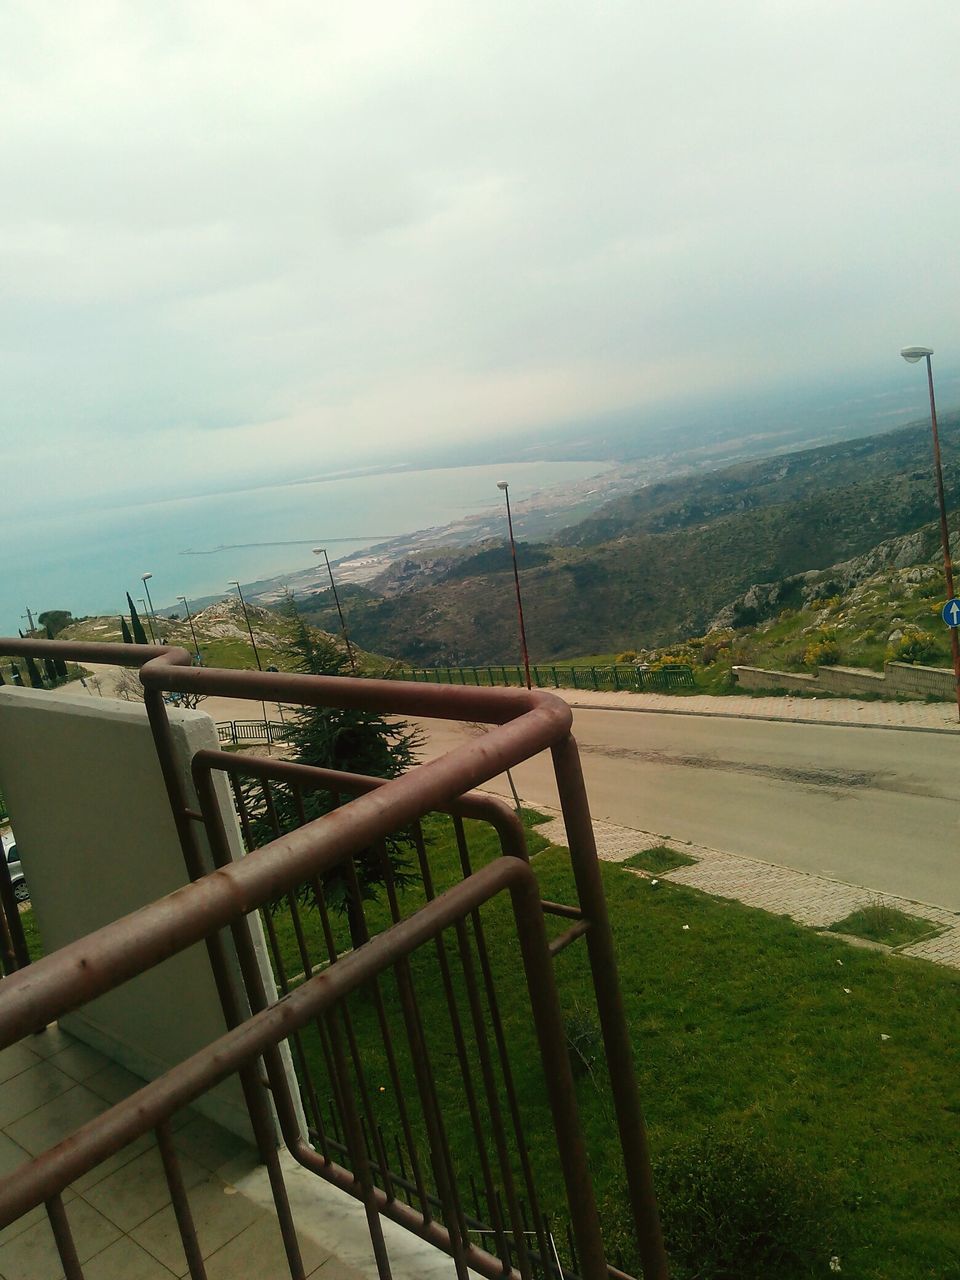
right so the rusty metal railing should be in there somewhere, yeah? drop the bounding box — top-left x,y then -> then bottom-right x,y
0,637 -> 668,1279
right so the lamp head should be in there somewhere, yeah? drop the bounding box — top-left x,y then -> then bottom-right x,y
141,572 -> 153,581
497,481 -> 509,491
901,346 -> 934,363
312,547 -> 325,555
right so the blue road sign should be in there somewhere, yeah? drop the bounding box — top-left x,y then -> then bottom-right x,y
942,598 -> 960,628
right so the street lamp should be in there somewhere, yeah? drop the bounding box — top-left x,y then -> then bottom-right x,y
177,596 -> 202,665
900,346 -> 960,721
497,481 -> 532,689
312,548 -> 358,674
140,573 -> 158,643
228,581 -> 278,746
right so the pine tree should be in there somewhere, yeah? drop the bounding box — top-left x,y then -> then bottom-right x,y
24,656 -> 45,689
126,594 -> 149,645
250,602 -> 422,946
120,617 -> 133,644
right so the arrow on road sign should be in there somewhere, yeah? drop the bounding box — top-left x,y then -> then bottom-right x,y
941,598 -> 960,627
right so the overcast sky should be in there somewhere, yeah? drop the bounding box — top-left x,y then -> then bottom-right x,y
3,1 -> 958,515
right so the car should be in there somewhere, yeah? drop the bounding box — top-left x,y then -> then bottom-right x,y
1,832 -> 27,904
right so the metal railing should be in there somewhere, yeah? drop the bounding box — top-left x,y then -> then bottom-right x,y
0,637 -> 669,1280
216,718 -> 288,745
392,664 -> 695,693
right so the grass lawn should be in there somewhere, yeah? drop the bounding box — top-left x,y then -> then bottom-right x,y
828,902 -> 943,950
621,845 -> 697,875
262,816 -> 960,1280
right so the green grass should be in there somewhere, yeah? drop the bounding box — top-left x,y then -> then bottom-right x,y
828,902 -> 942,949
264,818 -> 960,1280
622,845 -> 697,874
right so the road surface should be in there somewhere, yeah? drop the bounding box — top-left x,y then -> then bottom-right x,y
417,709 -> 960,911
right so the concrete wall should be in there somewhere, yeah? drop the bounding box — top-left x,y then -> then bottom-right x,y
885,661 -> 956,699
0,688 -> 289,1140
732,666 -> 817,693
734,661 -> 954,701
815,665 -> 887,697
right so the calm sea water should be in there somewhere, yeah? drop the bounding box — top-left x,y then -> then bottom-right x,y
1,461 -> 604,632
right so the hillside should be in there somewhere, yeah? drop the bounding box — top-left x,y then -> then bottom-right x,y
295,412 -> 960,665
54,599 -> 385,673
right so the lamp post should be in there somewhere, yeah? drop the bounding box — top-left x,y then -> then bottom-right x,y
177,596 -> 202,665
137,599 -> 155,644
140,574 -> 159,643
497,481 -> 532,690
900,346 -> 960,721
228,581 -> 276,746
312,548 -> 358,674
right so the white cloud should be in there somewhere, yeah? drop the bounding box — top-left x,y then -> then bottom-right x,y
2,0 -> 958,515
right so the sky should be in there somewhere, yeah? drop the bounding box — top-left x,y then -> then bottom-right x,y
2,1 -> 959,518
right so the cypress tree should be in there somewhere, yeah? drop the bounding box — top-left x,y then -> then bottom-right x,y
54,657 -> 68,679
0,668 -> 4,685
25,656 -> 44,688
43,657 -> 58,685
120,617 -> 133,644
126,594 -> 149,645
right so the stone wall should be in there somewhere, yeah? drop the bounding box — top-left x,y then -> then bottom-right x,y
816,665 -> 887,696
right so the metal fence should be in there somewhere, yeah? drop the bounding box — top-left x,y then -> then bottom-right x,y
0,637 -> 668,1280
216,718 -> 288,746
392,664 -> 695,693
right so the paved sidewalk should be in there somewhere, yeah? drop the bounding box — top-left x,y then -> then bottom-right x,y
534,808 -> 960,969
547,686 -> 960,733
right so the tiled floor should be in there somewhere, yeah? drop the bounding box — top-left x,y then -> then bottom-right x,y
0,1025 -> 360,1279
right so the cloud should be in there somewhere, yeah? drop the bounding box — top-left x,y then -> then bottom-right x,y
2,0 -> 958,515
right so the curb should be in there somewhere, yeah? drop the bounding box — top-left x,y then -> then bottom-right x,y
560,700 -> 960,736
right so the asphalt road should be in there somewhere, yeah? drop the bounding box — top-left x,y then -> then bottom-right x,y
417,709 -> 960,911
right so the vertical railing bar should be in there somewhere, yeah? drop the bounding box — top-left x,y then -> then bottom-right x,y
378,841 -> 511,1266
452,817 -> 552,1267
453,915 -> 534,1279
325,1009 -> 394,1280
335,853 -> 397,1199
46,1194 -> 84,1280
156,1120 -> 210,1280
375,844 -> 475,1274
187,765 -> 312,1280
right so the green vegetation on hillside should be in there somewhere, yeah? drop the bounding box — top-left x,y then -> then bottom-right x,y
294,413 -> 960,666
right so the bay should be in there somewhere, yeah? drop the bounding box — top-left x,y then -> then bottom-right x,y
1,460 -> 604,631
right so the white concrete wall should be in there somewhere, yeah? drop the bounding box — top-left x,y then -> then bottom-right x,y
0,687 -> 293,1141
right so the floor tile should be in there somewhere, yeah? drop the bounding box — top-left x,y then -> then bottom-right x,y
0,1040 -> 41,1085
0,1130 -> 31,1177
84,1144 -> 208,1232
0,1061 -> 76,1127
202,1212 -> 331,1280
0,1197 -> 120,1280
86,1062 -> 149,1105
131,1175 -> 264,1275
5,1083 -> 106,1155
49,1040 -> 111,1083
25,1025 -> 76,1060
171,1113 -> 256,1176
312,1260 -> 368,1279
70,1129 -> 157,1195
82,1234 -> 179,1279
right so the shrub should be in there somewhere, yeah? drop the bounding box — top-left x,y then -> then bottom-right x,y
653,1127 -> 841,1279
803,629 -> 841,667
886,626 -> 938,666
616,650 -> 638,664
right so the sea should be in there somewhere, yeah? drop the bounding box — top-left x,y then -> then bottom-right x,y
1,460 -> 605,633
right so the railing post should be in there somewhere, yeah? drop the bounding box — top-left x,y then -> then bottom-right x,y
590,667 -> 598,691
612,667 -> 622,691
550,734 -> 669,1280
552,667 -> 560,688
